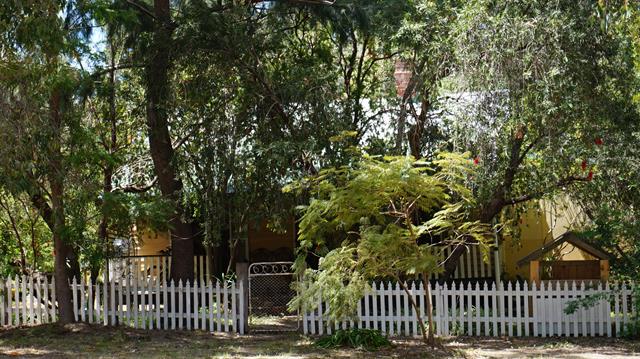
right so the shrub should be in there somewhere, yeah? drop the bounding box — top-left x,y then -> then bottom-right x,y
315,328 -> 391,351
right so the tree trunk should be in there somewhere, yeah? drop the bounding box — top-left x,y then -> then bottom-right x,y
397,279 -> 430,344
441,198 -> 504,279
408,96 -> 431,159
49,89 -> 75,324
98,34 -> 118,284
442,128 -> 527,279
422,272 -> 435,346
145,0 -> 195,282
0,195 -> 28,274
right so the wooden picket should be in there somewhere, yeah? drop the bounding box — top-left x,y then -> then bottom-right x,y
303,280 -> 637,338
0,274 -> 635,339
0,275 -> 244,334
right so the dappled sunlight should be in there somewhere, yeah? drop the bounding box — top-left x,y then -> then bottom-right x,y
0,324 -> 639,358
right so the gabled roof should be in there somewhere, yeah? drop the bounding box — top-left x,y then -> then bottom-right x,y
516,231 -> 609,267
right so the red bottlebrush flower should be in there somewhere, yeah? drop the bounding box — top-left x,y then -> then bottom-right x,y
581,160 -> 587,171
595,137 -> 603,146
587,171 -> 594,181
473,157 -> 480,165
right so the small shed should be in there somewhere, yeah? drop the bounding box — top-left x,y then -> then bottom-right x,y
517,232 -> 610,283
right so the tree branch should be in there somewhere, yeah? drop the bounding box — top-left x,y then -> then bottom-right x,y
126,0 -> 156,20
506,175 -> 591,205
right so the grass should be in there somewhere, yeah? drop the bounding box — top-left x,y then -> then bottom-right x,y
0,323 -> 448,358
0,324 -> 639,358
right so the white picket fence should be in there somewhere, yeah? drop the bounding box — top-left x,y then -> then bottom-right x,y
303,281 -> 637,338
108,255 -> 210,283
0,275 -> 245,334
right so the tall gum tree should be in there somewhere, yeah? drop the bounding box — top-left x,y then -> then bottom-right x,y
145,0 -> 196,281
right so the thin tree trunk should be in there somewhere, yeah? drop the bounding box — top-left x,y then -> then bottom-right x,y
422,272 -> 435,345
396,279 -> 429,344
146,0 -> 195,282
0,195 -> 28,274
408,96 -> 431,159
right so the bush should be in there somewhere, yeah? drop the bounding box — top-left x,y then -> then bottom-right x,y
315,328 -> 391,351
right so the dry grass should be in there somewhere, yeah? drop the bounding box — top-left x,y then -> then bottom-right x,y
0,324 -> 638,358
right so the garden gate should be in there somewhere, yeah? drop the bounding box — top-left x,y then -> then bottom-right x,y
248,261 -> 298,332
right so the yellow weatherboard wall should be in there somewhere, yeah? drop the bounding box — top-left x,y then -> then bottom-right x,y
500,197 -> 592,280
135,229 -> 170,256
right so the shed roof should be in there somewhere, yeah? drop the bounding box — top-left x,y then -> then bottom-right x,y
516,231 -> 610,267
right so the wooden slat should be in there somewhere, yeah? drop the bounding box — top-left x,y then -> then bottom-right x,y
178,280 -> 184,330
223,281 -> 229,332
200,279 -> 206,330
34,277 -> 43,324
379,282 -> 387,336
231,281 -> 237,333
193,280 -> 199,330
7,278 -> 13,326
141,278 -> 147,329
410,282 -> 417,337
27,276 -> 34,325
96,281 -> 102,325
238,281 -> 245,334
491,282 -> 498,337
51,277 -> 56,322
0,278 -> 5,326
186,280 -> 191,330
418,284 -> 422,335
215,281 -> 221,332
162,278 -> 168,330
154,278 -> 160,329
20,276 -> 26,325
118,277 -> 124,326
110,277 -> 116,325
170,280 -> 177,330
133,276 -> 139,328
208,280 -> 214,332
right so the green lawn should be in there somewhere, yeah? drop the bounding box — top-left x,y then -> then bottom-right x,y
0,324 -> 638,358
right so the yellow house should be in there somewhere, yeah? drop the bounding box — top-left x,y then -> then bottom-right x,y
134,228 -> 171,256
128,196 -> 606,282
499,196 -> 605,281
121,220 -> 295,267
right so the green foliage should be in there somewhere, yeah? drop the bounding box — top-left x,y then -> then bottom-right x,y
444,0 -> 639,227
315,328 -> 391,351
288,153 -> 492,322
0,0 -> 638,291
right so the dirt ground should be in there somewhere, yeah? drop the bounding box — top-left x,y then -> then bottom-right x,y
0,324 -> 638,358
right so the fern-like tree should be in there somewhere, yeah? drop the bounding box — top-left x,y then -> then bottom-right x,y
287,153 -> 492,344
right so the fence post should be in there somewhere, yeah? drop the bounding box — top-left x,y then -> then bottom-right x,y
236,262 -> 249,334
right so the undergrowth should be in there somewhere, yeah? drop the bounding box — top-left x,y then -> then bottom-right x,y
315,328 -> 391,351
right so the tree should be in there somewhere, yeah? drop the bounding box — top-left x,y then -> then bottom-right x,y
142,0 -> 198,281
569,2 -> 640,281
392,0 -> 459,158
437,0 -> 639,277
0,0 -> 97,323
287,153 -> 492,344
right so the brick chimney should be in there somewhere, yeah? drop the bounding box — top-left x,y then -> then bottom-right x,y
394,60 -> 412,98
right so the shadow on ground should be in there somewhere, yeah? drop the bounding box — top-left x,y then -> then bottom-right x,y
0,324 -> 638,358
